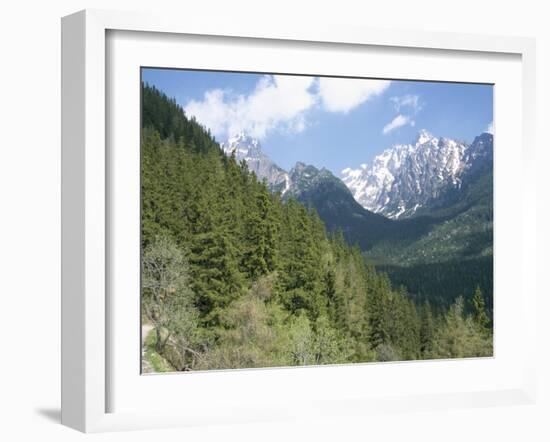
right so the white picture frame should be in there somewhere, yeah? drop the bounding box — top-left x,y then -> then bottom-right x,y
61,9 -> 538,433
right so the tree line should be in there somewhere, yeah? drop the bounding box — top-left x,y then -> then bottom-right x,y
140,83 -> 492,372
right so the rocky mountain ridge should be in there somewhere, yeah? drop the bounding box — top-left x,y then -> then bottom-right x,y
341,130 -> 493,219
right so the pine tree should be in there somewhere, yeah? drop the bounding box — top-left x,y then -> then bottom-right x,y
419,301 -> 435,357
187,154 -> 245,324
430,296 -> 492,359
367,273 -> 391,350
276,199 -> 324,318
472,285 -> 490,329
242,183 -> 279,279
324,268 -> 338,320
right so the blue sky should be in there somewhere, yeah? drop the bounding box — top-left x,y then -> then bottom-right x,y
142,68 -> 493,176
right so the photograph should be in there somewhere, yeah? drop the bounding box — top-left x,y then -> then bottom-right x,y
1,0 -> 545,438
140,68 -> 494,373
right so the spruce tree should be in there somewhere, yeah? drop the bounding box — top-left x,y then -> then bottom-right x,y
472,285 -> 490,329
419,301 -> 435,357
242,183 -> 278,279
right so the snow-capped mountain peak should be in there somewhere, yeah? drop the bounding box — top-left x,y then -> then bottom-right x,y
415,129 -> 436,145
221,129 -> 492,220
341,130 -> 491,219
223,131 -> 262,158
220,133 -> 343,198
221,132 -> 290,194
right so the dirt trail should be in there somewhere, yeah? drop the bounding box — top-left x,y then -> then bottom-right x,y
141,323 -> 154,341
141,323 -> 155,374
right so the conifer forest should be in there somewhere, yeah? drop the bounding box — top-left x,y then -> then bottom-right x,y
140,81 -> 493,373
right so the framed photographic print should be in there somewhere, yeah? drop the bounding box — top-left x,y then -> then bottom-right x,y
61,9 -> 538,432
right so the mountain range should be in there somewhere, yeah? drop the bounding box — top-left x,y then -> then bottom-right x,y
222,132 -> 389,249
222,129 -> 493,305
221,129 -> 492,224
341,130 -> 492,219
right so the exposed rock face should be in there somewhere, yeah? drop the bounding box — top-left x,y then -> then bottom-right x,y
341,130 -> 493,219
222,130 -> 493,221
221,131 -> 290,194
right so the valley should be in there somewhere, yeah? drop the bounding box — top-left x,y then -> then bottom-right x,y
139,82 -> 493,371
222,129 -> 493,309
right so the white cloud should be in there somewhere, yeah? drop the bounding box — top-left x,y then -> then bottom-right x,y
184,89 -> 232,137
382,114 -> 414,134
185,75 -> 317,140
486,121 -> 494,134
185,75 -> 392,140
317,77 -> 391,113
390,94 -> 422,113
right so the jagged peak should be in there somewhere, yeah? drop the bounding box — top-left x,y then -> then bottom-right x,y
227,129 -> 248,142
475,131 -> 494,141
291,161 -> 308,172
222,131 -> 263,156
415,129 -> 436,145
341,130 -> 492,219
225,130 -> 259,146
290,162 -> 333,184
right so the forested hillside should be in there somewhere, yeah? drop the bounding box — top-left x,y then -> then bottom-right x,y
283,151 -> 493,311
140,83 -> 492,372
364,153 -> 493,308
282,159 -> 493,310
214,126 -> 493,310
